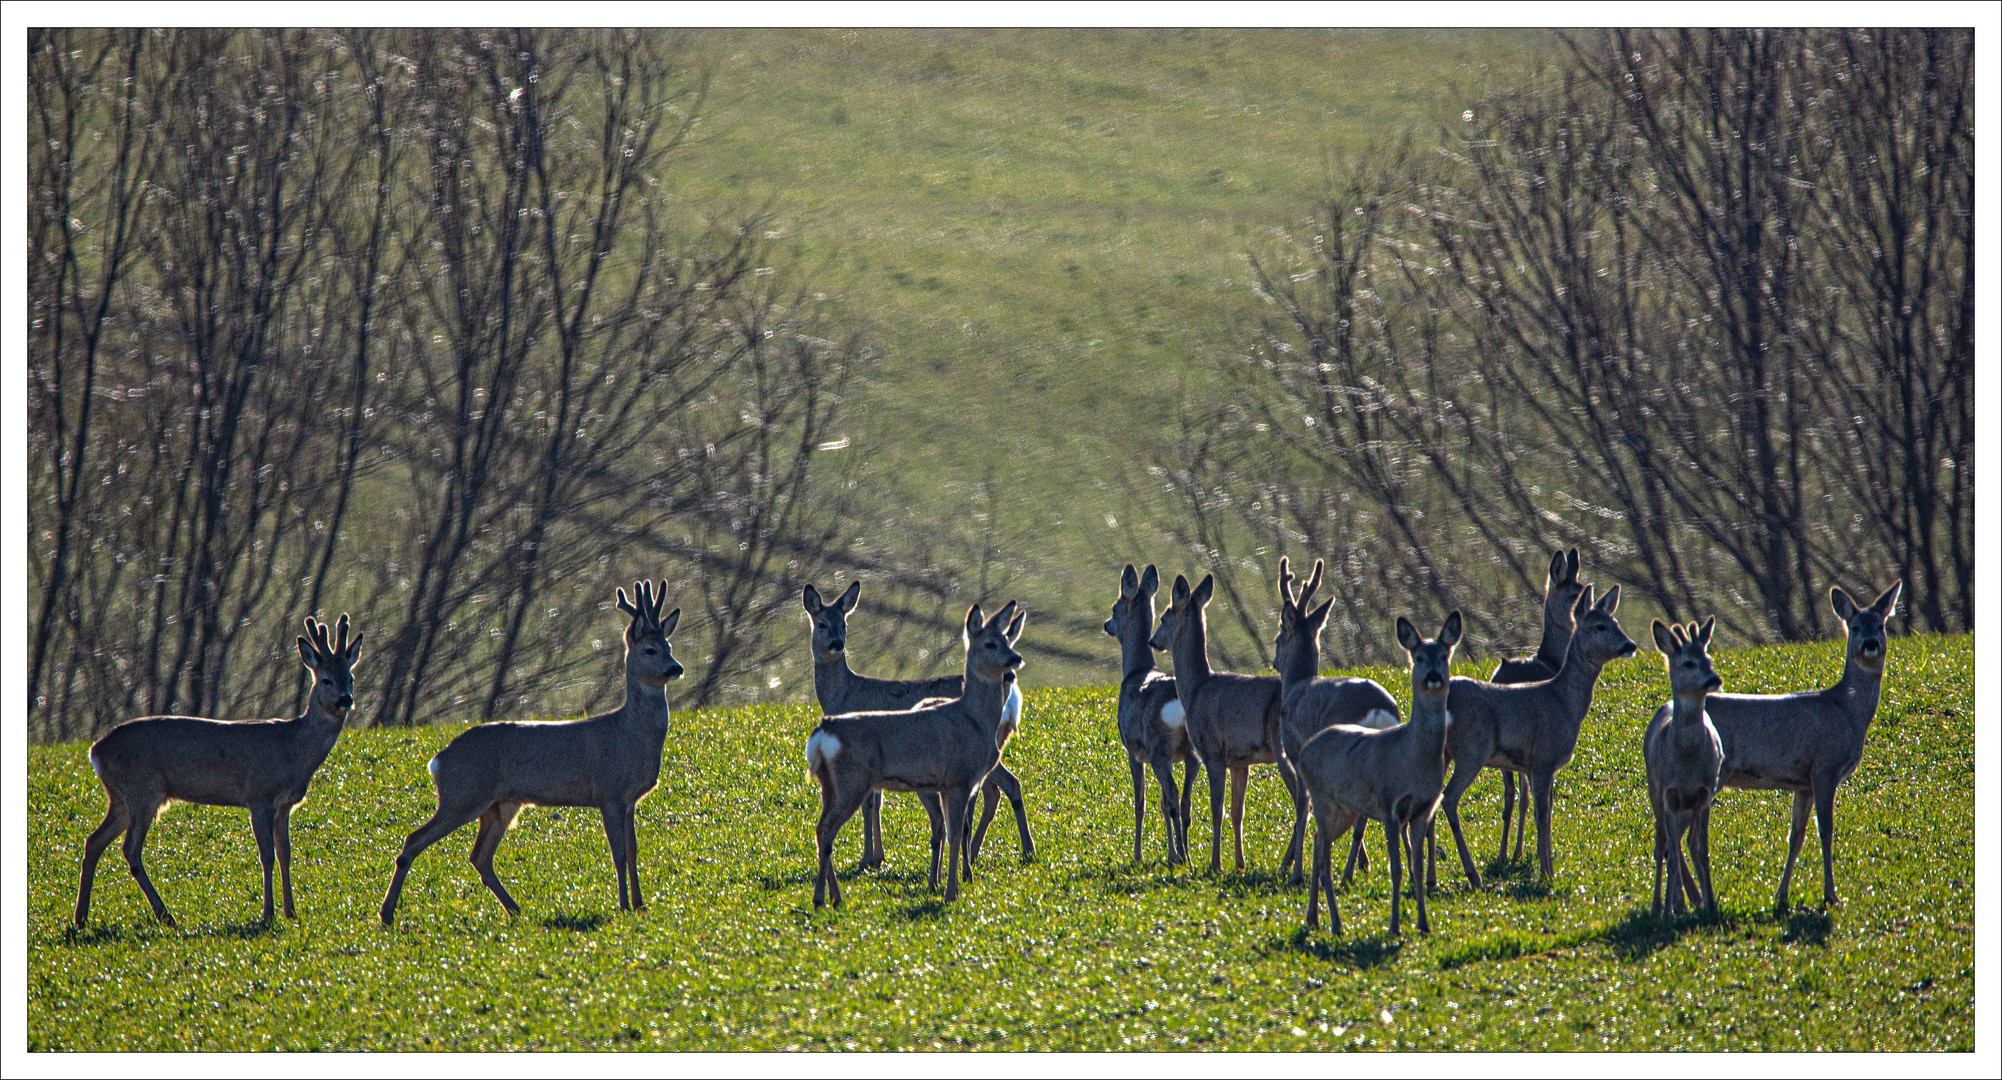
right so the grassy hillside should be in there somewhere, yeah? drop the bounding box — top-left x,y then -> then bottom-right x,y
667,29 -> 1555,687
28,634 -> 1971,1050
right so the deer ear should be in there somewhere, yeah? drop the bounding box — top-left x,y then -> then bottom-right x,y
1596,584 -> 1621,613
1566,548 -> 1581,581
1829,586 -> 1858,622
1120,564 -> 1139,600
964,604 -> 985,640
1395,616 -> 1422,653
1308,596 -> 1335,631
1138,564 -> 1159,597
1573,584 -> 1595,621
1651,619 -> 1677,655
1548,549 -> 1566,584
1172,575 -> 1191,604
1192,574 -> 1215,607
1441,610 -> 1463,648
838,580 -> 861,614
659,608 -> 680,637
345,631 -> 365,670
802,584 -> 823,614
1006,610 -> 1027,644
1870,581 -> 1901,617
297,636 -> 318,668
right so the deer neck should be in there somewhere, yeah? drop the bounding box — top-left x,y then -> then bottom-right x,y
623,672 -> 672,730
1170,614 -> 1213,693
1830,655 -> 1885,730
1411,689 -> 1451,754
1549,634 -> 1607,711
1535,599 -> 1574,670
1669,691 -> 1711,728
1278,634 -> 1321,695
961,672 -> 1015,739
812,651 -> 855,711
1118,625 -> 1157,685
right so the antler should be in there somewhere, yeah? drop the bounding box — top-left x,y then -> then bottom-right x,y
1278,557 -> 1296,609
651,579 -> 668,623
304,616 -> 332,656
333,613 -> 351,658
616,586 -> 642,620
1299,559 -> 1325,610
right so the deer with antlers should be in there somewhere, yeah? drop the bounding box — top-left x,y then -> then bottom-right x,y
1271,557 -> 1400,886
75,615 -> 364,928
378,581 -> 682,924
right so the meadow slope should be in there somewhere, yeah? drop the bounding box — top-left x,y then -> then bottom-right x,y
28,635 -> 1972,1051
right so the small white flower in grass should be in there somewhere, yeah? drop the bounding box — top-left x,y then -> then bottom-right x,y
1379,1008 -> 1394,1025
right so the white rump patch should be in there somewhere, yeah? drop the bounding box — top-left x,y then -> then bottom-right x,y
1003,683 -> 1023,730
806,729 -> 842,772
1362,708 -> 1397,730
1161,700 -> 1186,730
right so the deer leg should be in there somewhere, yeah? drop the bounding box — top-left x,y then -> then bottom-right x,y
1649,800 -> 1667,918
120,802 -> 174,926
1497,771 -> 1515,864
1148,757 -> 1181,864
1439,760 -> 1485,889
1814,781 -> 1839,909
1513,772 -> 1530,860
813,775 -> 838,909
1177,758 -> 1196,861
1228,765 -> 1249,872
980,765 -> 1033,865
250,806 -> 278,925
1304,821 -> 1324,930
624,807 -> 646,912
818,780 -> 872,910
1692,803 -> 1717,913
918,791 -> 946,892
1531,771 -> 1557,881
1775,789 -> 1811,913
1341,818 -> 1366,886
1410,819 -> 1431,934
942,785 -> 972,903
76,798 -> 130,929
601,804 -> 633,911
1203,761 -> 1227,875
380,802 -> 482,926
1282,755 -> 1308,885
1129,758 -> 1148,864
1385,809 -> 1404,936
860,791 -> 885,870
469,802 -> 523,915
275,804 -> 297,920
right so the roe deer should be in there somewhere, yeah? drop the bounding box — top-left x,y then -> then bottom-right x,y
378,581 -> 682,925
806,602 -> 1025,907
1489,548 -> 1586,865
1695,582 -> 1901,912
1103,564 -> 1199,864
1148,573 -> 1298,875
1436,584 -> 1637,887
1299,613 -> 1458,936
1270,557 -> 1399,886
75,615 -> 364,928
803,581 -> 1031,874
1644,617 -> 1724,917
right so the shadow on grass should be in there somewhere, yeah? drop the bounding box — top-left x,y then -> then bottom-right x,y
210,917 -> 285,941
891,898 -> 951,922
1267,926 -> 1405,970
1779,908 -> 1834,946
538,910 -> 608,932
1438,903 -> 1792,969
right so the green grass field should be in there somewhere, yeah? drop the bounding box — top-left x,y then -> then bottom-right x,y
26,633 -> 1971,1050
666,29 -> 1555,685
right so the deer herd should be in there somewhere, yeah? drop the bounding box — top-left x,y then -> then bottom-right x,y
71,551 -> 1903,944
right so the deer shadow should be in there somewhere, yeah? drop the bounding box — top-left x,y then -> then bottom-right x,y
1779,908 -> 1834,946
538,910 -> 609,932
1270,927 -> 1405,970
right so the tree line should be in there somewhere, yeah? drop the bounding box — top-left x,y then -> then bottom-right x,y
1158,29 -> 1973,669
27,28 -> 890,740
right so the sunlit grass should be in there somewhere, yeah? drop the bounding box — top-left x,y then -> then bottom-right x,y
28,634 -> 1971,1050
